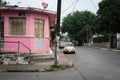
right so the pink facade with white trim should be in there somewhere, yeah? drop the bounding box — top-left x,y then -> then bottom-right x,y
0,7 -> 56,53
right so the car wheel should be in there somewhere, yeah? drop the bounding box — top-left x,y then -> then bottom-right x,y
72,52 -> 75,54
63,51 -> 66,54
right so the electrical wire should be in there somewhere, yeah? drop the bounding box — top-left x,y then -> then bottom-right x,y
62,0 -> 77,13
89,0 -> 97,9
71,0 -> 79,12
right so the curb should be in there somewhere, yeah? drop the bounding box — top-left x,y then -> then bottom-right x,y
0,51 -> 73,72
0,65 -> 49,72
89,46 -> 120,53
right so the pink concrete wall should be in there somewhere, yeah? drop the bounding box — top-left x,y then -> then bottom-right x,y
1,10 -> 51,53
4,36 -> 32,53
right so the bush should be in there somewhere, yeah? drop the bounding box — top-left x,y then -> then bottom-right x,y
93,36 -> 109,43
44,65 -> 74,72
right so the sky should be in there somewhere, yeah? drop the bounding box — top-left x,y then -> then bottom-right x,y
5,0 -> 102,20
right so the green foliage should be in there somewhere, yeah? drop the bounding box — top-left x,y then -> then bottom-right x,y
61,11 -> 97,43
77,25 -> 93,42
97,0 -> 120,33
93,31 -> 109,43
93,36 -> 109,43
50,30 -> 55,41
0,0 -> 8,7
44,65 -> 74,72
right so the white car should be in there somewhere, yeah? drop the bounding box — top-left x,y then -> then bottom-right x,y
63,44 -> 76,54
59,41 -> 66,48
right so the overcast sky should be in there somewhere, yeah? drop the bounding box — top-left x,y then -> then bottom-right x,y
5,0 -> 102,19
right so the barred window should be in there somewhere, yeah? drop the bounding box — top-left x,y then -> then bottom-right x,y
9,18 -> 26,35
34,19 -> 44,38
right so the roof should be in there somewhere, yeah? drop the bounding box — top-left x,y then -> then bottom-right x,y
0,6 -> 56,28
0,6 -> 56,14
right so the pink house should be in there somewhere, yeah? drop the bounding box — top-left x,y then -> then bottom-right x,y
0,6 -> 56,54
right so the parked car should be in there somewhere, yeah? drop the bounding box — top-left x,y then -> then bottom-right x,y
59,41 -> 66,48
63,43 -> 76,54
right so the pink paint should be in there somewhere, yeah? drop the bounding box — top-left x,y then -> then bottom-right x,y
1,7 -> 56,53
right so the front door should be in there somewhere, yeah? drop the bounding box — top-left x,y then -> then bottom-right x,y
0,17 -> 4,48
34,19 -> 44,50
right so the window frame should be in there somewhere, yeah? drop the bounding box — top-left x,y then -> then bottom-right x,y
34,19 -> 44,38
9,17 -> 26,35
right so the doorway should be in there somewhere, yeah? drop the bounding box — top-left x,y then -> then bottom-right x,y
34,19 -> 44,50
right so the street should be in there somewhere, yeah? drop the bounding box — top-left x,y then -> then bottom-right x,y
66,46 -> 120,80
0,46 -> 120,80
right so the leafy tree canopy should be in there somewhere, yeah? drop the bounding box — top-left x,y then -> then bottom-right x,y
61,11 -> 97,43
0,0 -> 8,7
97,0 -> 120,33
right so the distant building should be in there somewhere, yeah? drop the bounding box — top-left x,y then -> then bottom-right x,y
0,6 -> 56,53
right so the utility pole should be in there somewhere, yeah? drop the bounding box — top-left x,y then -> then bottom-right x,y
56,0 -> 61,35
109,21 -> 112,48
54,0 -> 61,66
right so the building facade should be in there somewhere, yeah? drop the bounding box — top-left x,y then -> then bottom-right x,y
0,6 -> 56,53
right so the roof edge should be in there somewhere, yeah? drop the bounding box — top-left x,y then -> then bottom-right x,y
0,6 -> 56,14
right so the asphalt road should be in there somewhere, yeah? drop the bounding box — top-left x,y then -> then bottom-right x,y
0,46 -> 120,80
65,46 -> 120,80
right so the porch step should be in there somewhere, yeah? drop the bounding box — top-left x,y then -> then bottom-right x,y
31,53 -> 55,64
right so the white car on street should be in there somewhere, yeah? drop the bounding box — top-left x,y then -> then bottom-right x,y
63,43 -> 76,54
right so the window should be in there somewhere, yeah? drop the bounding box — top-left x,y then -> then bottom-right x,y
9,18 -> 26,35
34,19 -> 44,38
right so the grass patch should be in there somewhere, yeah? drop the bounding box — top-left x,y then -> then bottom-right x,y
44,64 -> 74,72
2,65 -> 74,72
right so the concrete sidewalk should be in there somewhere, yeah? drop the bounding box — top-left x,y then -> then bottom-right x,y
89,45 -> 120,53
0,50 -> 73,72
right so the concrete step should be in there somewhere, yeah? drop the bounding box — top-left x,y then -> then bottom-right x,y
31,53 -> 55,64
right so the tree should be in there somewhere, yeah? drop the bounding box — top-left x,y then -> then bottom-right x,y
97,0 -> 120,34
77,25 -> 93,44
0,0 -> 8,7
61,11 -> 97,45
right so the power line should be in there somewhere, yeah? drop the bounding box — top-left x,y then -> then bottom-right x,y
71,0 -> 79,12
62,0 -> 77,13
89,0 -> 97,10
